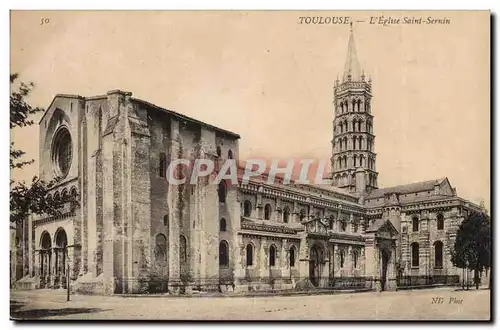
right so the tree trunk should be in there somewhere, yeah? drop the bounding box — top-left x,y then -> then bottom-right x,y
474,268 -> 480,290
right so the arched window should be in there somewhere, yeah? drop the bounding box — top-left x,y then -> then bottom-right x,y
243,200 -> 252,217
358,120 -> 362,132
353,250 -> 358,268
359,155 -> 364,167
340,220 -> 347,231
179,235 -> 187,263
283,206 -> 290,223
353,222 -> 359,233
220,218 -> 227,232
290,246 -> 296,267
353,136 -> 358,150
246,244 -> 253,266
353,120 -> 358,132
339,123 -> 343,134
218,180 -> 227,203
299,209 -> 306,222
264,204 -> 271,220
228,149 -> 233,159
411,242 -> 420,267
437,213 -> 444,230
163,214 -> 169,227
219,240 -> 229,267
340,249 -> 345,268
412,216 -> 419,232
269,245 -> 277,267
359,136 -> 363,150
434,241 -> 443,268
155,234 -> 167,263
159,153 -> 166,178
353,155 -> 357,167
352,99 -> 356,112
52,127 -> 72,178
216,146 -> 221,157
357,99 -> 361,113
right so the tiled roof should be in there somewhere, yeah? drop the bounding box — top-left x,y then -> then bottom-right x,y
133,97 -> 241,139
366,178 -> 446,199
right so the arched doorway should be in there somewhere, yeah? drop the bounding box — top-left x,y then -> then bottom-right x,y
39,231 -> 52,288
309,244 -> 324,287
379,248 -> 391,291
54,228 -> 68,288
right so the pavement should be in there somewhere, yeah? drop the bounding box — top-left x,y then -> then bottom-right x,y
10,287 -> 491,321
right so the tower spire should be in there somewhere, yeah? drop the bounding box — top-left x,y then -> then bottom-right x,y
343,24 -> 362,82
331,27 -> 377,193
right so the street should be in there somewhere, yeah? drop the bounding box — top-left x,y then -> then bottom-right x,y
10,287 -> 490,321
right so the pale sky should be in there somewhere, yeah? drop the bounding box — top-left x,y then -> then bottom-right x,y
10,11 -> 490,209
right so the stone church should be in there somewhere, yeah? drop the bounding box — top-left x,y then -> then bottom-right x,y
15,29 -> 485,294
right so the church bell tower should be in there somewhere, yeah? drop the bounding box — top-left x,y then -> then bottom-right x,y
330,25 -> 378,194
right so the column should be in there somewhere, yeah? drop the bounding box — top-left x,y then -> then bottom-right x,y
259,239 -> 268,279
347,246 -> 353,276
167,121 -> 181,293
333,243 -> 340,277
28,217 -> 34,276
50,248 -> 57,287
281,240 -> 290,280
321,246 -> 330,287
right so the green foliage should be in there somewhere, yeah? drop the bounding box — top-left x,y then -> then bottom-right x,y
451,211 -> 491,273
10,73 -> 78,224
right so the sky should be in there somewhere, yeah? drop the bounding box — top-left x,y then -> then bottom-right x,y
10,11 -> 490,209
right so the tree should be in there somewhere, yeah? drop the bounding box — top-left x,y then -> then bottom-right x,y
10,73 -> 77,225
451,211 -> 491,290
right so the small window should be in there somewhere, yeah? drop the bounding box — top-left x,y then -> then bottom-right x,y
269,245 -> 277,267
219,240 -> 229,266
412,217 -> 419,232
340,220 -> 347,231
155,234 -> 167,262
246,244 -> 253,266
434,241 -> 443,268
264,204 -> 271,220
159,153 -> 166,178
216,146 -> 221,157
340,249 -> 345,268
179,235 -> 187,263
353,250 -> 358,268
411,242 -> 420,267
218,180 -> 227,203
220,218 -> 227,232
290,246 -> 296,267
228,149 -> 233,159
437,213 -> 444,230
299,209 -> 306,222
163,214 -> 169,227
243,200 -> 252,217
283,207 -> 290,223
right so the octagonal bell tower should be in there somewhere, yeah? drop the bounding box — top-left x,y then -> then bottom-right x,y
330,25 -> 378,194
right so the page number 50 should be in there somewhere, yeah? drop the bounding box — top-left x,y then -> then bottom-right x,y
40,18 -> 50,25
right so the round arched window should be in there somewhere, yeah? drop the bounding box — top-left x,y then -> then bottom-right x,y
52,127 -> 72,178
